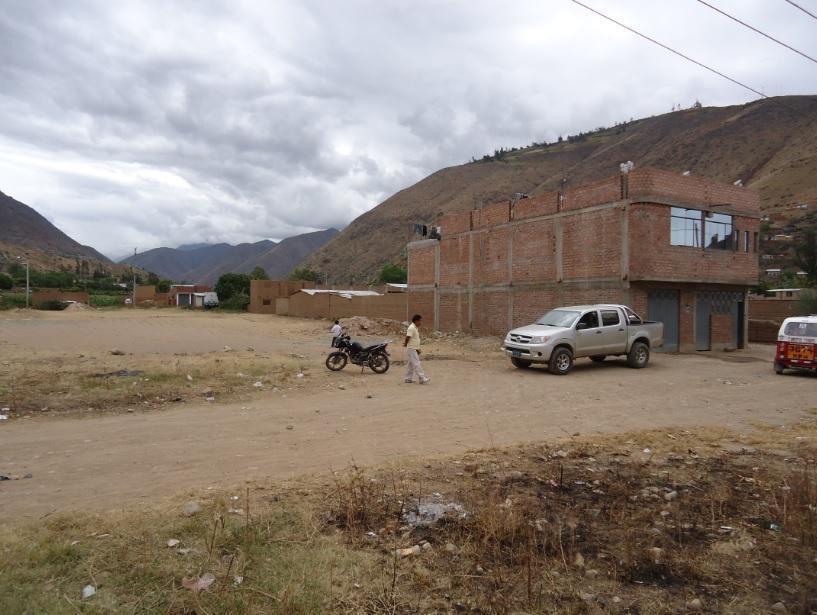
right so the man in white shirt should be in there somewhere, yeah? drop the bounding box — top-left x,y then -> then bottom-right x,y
404,314 -> 430,384
331,320 -> 343,346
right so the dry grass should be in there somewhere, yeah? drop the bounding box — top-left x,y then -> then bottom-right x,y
0,350 -> 307,417
2,419 -> 816,613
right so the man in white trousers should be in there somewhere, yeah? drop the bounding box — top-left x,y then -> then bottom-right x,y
404,313 -> 430,384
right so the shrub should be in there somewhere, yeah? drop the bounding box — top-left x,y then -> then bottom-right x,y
0,273 -> 12,290
215,273 -> 251,301
219,294 -> 250,311
36,300 -> 68,311
377,263 -> 407,284
0,293 -> 28,310
288,267 -> 320,282
90,295 -> 125,307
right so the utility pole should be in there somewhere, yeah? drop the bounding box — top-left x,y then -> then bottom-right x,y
132,248 -> 137,308
16,256 -> 29,308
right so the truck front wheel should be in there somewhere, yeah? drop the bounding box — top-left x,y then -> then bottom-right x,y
627,341 -> 650,368
548,347 -> 573,375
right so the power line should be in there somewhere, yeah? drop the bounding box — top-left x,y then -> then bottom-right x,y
696,0 -> 817,66
784,0 -> 817,22
568,0 -> 768,100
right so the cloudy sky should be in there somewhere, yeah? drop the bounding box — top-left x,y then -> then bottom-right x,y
1,0 -> 815,258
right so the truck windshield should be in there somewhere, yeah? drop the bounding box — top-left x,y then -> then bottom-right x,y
536,310 -> 581,327
783,321 -> 817,337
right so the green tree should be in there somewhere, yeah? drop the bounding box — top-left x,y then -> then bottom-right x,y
0,273 -> 12,290
250,266 -> 269,280
146,271 -> 160,286
377,263 -> 407,284
215,272 -> 251,301
288,267 -> 320,282
793,226 -> 817,284
157,279 -> 172,293
797,289 -> 817,315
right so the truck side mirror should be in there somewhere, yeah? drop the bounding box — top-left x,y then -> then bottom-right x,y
576,322 -> 588,330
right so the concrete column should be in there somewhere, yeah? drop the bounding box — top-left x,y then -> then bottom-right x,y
620,204 -> 630,284
434,242 -> 440,330
555,219 -> 563,282
468,233 -> 474,330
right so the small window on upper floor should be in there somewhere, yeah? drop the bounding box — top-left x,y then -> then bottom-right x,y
601,309 -> 620,327
744,230 -> 749,253
670,207 -> 701,247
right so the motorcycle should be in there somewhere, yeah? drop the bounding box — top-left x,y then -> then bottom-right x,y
326,335 -> 391,374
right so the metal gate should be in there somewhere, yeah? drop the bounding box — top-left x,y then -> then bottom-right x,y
696,291 -> 743,351
647,290 -> 679,352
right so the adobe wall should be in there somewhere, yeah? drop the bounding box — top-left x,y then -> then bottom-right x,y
285,291 -> 408,322
31,290 -> 91,304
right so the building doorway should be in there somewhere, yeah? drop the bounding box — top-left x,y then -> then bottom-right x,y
647,289 -> 679,352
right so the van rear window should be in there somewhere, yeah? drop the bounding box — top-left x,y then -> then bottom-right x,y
783,321 -> 817,337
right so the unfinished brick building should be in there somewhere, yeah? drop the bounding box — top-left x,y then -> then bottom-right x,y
407,168 -> 760,352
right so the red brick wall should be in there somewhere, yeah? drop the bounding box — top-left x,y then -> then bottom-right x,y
511,288 -> 557,328
472,201 -> 511,229
515,192 -> 559,220
562,208 -> 622,279
474,227 -> 509,286
438,211 -> 472,235
408,243 -> 437,285
473,290 -> 510,335
561,176 -> 622,211
628,168 -> 760,214
439,292 -> 466,332
711,313 -> 733,345
628,204 -> 759,285
439,236 -> 470,286
511,219 -> 556,283
408,290 -> 435,322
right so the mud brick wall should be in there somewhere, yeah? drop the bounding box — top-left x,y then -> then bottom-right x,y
31,290 -> 91,304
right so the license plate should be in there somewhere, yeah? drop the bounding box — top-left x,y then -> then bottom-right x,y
512,350 -> 521,357
787,344 -> 814,360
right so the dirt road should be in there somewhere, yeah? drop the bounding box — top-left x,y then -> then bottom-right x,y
1,313 -> 813,519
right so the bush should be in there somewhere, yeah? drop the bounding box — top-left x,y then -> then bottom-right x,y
377,263 -> 407,284
90,295 -> 125,307
36,300 -> 68,311
0,293 -> 28,310
218,294 -> 250,311
0,273 -> 12,290
797,289 -> 817,315
215,273 -> 251,301
288,267 -> 320,282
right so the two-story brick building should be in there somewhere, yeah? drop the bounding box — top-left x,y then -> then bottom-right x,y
407,168 -> 760,352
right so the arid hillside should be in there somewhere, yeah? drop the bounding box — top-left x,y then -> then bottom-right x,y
306,96 -> 817,283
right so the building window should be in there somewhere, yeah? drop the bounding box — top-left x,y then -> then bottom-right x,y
704,212 -> 733,250
670,207 -> 701,247
744,230 -> 749,253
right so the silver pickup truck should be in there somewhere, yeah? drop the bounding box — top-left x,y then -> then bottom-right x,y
502,304 -> 664,375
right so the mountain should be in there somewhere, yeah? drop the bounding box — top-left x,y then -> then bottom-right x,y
122,228 -> 339,284
0,190 -> 110,263
305,95 -> 817,283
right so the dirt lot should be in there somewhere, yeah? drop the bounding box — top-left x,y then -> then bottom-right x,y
1,309 -> 814,520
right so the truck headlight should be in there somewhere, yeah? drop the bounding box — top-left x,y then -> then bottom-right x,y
531,336 -> 550,344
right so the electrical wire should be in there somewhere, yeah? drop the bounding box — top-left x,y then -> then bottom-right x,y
696,0 -> 817,66
783,0 -> 817,22
568,0 -> 768,100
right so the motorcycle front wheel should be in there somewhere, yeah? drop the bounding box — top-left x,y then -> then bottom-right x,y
368,352 -> 390,374
326,352 -> 348,371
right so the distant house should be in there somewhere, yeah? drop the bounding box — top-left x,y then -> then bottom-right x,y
170,284 -> 213,307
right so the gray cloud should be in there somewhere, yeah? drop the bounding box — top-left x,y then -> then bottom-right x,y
0,0 -> 815,257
